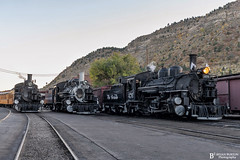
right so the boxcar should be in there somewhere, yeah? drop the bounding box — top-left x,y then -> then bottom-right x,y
93,86 -> 111,111
42,89 -> 53,109
216,73 -> 240,114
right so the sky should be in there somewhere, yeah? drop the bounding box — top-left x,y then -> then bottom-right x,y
0,0 -> 235,90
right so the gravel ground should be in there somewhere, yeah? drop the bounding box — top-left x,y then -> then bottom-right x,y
19,113 -> 73,160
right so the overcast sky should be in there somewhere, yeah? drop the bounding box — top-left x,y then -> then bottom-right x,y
0,0 -> 235,90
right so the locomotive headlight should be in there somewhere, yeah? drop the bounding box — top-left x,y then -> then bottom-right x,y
14,100 -> 19,104
174,97 -> 182,105
203,67 -> 210,74
66,99 -> 71,105
28,82 -> 33,86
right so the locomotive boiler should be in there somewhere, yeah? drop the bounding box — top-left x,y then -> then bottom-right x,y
52,75 -> 98,114
102,54 -> 227,120
13,74 -> 43,112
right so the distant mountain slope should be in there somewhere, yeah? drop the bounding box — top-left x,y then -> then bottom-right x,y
44,0 -> 240,89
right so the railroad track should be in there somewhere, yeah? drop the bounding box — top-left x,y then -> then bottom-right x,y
98,113 -> 240,130
15,113 -> 118,160
40,115 -> 119,160
95,114 -> 240,144
200,119 -> 240,130
115,119 -> 240,146
12,112 -> 240,159
15,113 -> 76,160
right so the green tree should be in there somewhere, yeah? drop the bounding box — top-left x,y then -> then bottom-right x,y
90,53 -> 140,87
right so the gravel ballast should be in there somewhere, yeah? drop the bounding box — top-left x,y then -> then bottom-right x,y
19,113 -> 73,160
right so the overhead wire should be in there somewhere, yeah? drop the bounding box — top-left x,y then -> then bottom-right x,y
0,67 -> 58,78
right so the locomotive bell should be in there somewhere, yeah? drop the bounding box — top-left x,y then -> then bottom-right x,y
189,54 -> 197,71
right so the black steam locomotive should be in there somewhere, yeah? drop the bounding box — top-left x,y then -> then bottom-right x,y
52,78 -> 98,114
14,74 -> 43,112
102,54 -> 227,120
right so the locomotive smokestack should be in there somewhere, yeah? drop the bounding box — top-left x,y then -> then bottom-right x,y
189,54 -> 197,71
79,72 -> 84,82
27,74 -> 32,82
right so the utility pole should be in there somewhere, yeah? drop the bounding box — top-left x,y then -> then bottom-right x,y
146,46 -> 149,66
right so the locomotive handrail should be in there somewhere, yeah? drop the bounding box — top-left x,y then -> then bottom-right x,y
138,86 -> 158,90
162,90 -> 188,93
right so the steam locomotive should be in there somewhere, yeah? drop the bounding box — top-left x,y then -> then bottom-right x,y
13,74 -> 43,112
101,54 -> 227,120
51,75 -> 98,114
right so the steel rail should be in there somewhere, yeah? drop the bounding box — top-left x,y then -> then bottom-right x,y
14,113 -> 30,160
116,120 -> 240,142
41,117 -> 79,160
51,117 -> 120,160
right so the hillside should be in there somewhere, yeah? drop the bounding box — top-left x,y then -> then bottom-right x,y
44,0 -> 240,89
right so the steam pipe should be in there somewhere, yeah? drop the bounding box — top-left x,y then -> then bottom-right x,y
189,54 -> 197,71
79,72 -> 84,82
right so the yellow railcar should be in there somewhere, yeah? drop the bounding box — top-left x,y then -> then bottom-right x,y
0,90 -> 14,107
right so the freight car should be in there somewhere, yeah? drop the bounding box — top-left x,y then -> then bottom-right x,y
52,74 -> 99,114
0,90 -> 14,107
93,86 -> 111,111
41,89 -> 53,109
13,74 -> 43,112
216,73 -> 240,114
99,54 -> 227,120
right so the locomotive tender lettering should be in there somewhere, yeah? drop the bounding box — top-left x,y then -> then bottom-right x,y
111,94 -> 118,100
107,94 -> 118,100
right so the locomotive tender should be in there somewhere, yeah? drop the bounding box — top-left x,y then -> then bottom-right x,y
52,74 -> 98,114
13,74 -> 43,112
102,54 -> 227,120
